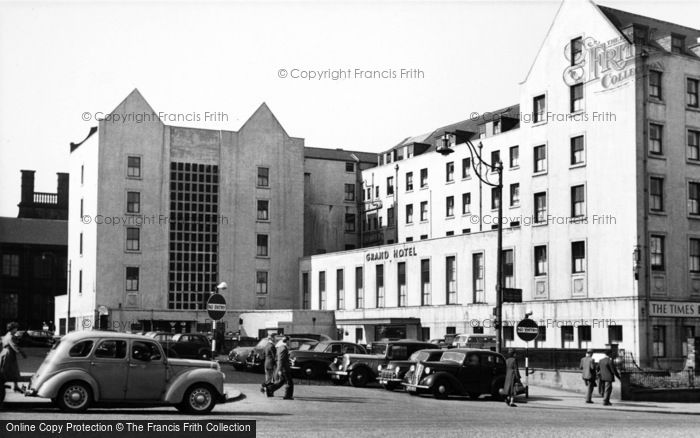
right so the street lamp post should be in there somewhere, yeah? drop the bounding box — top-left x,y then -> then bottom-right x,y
439,132 -> 504,354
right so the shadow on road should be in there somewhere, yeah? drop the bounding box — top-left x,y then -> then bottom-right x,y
289,396 -> 370,403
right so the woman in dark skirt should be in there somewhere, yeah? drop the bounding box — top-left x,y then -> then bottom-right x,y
502,349 -> 521,407
0,322 -> 27,393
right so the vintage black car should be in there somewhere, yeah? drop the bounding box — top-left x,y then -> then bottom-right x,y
328,339 -> 438,387
290,341 -> 366,378
16,330 -> 56,347
377,348 -> 444,390
146,333 -> 212,360
403,348 -> 506,399
227,337 -> 259,370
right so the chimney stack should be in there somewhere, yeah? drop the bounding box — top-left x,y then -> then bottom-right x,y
57,172 -> 69,207
20,170 -> 35,205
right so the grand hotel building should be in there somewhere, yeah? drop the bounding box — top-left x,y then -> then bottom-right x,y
300,0 -> 700,368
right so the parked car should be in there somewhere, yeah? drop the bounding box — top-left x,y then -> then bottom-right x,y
227,337 -> 260,371
149,333 -> 212,360
328,339 -> 438,387
16,330 -> 56,347
290,341 -> 367,379
143,331 -> 175,342
428,338 -> 453,349
245,336 -> 319,371
452,333 -> 497,351
223,335 -> 257,354
23,331 -> 234,413
377,348 -> 444,390
403,348 -> 506,399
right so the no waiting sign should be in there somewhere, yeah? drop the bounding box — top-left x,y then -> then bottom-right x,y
207,293 -> 227,320
516,318 -> 539,342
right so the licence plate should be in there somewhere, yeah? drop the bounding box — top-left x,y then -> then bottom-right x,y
406,385 -> 416,392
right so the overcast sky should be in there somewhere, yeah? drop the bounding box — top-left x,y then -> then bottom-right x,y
1,0 -> 698,217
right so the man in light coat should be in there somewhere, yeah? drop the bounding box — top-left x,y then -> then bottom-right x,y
266,336 -> 294,400
260,334 -> 276,396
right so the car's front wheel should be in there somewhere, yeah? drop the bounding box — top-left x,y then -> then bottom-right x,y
349,368 -> 370,387
178,384 -> 217,414
431,379 -> 451,399
56,381 -> 92,413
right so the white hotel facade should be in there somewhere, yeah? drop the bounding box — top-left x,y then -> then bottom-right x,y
300,0 -> 700,368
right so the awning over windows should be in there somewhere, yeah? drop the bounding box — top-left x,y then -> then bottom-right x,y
336,317 -> 421,325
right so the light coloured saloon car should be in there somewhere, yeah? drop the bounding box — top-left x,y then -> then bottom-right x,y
24,331 -> 232,414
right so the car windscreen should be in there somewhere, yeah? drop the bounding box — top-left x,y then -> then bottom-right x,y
371,344 -> 387,355
440,351 -> 466,364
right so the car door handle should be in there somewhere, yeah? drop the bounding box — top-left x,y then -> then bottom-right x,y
129,363 -> 141,368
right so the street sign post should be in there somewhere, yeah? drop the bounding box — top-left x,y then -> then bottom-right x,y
516,317 -> 539,398
207,285 -> 227,358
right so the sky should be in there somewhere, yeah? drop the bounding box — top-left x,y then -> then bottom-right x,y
0,0 -> 699,217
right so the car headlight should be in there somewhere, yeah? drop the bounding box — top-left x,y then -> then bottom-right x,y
409,365 -> 415,372
339,365 -> 344,370
425,367 -> 432,375
394,367 -> 401,374
377,365 -> 383,371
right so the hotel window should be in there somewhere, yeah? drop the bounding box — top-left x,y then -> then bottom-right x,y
510,183 -> 520,207
345,162 -> 355,172
446,162 -> 454,182
478,124 -> 486,139
387,208 -> 394,227
406,204 -> 413,224
406,172 -> 413,191
420,168 -> 428,187
578,325 -> 592,348
570,83 -> 583,112
534,145 -> 546,173
509,146 -> 519,168
319,271 -> 326,310
446,256 -> 457,304
127,191 -> 140,213
344,184 -> 355,201
398,262 -> 406,307
257,167 -> 269,187
376,264 -> 384,308
671,35 -> 684,54
690,239 -> 700,273
683,326 -> 695,357
572,241 -> 586,273
570,37 -> 583,65
337,269 -> 344,310
366,188 -> 371,200
491,187 -> 500,210
571,185 -> 585,217
420,234 -> 428,240
462,158 -> 471,178
652,325 -> 666,357
608,325 -> 623,343
345,214 -> 356,232
1,254 -> 19,277
491,150 -> 500,170
534,192 -> 547,224
257,199 -> 269,221
420,201 -> 428,222
688,78 -> 699,108
79,269 -> 83,293
689,130 -> 700,161
256,271 -> 268,295
650,235 -> 665,271
462,193 -> 471,214
256,234 -> 269,257
533,94 -> 546,123
571,135 -> 585,165
650,177 -> 664,212
649,123 -> 663,155
127,156 -> 141,178
493,120 -> 501,135
126,227 -> 140,251
374,186 -> 379,198
446,196 -> 455,217
534,245 -> 547,276
79,232 -> 83,255
421,259 -> 431,305
126,267 -> 139,291
561,326 -> 574,348
355,267 -> 364,309
387,177 -> 394,196
302,273 -> 310,309
690,182 -> 700,216
502,249 -> 514,288
472,252 -> 486,303
649,70 -> 662,99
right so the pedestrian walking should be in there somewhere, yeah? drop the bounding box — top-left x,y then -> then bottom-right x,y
502,349 -> 521,407
597,350 -> 621,406
260,334 -> 277,396
580,349 -> 597,404
266,336 -> 294,400
0,322 -> 27,393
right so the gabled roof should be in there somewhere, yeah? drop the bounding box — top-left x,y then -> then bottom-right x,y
597,4 -> 700,40
304,146 -> 377,163
0,217 -> 67,246
238,102 -> 290,138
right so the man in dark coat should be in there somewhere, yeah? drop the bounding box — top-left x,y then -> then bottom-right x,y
598,351 -> 621,406
580,349 -> 597,403
267,336 -> 294,400
260,334 -> 276,396
502,349 -> 521,407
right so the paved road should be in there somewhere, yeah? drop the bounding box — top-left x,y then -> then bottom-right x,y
4,349 -> 700,438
